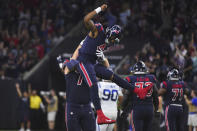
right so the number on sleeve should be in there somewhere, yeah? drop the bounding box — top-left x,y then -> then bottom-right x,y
77,75 -> 83,85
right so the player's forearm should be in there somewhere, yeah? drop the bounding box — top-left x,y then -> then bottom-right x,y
16,88 -> 22,97
71,44 -> 82,60
102,58 -> 110,68
84,11 -> 97,31
84,11 -> 97,25
44,96 -> 51,104
84,4 -> 107,31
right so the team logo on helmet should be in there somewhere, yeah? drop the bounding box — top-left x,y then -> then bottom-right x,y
133,61 -> 148,74
167,68 -> 180,81
105,25 -> 121,45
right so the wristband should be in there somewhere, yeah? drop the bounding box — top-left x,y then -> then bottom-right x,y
95,7 -> 102,14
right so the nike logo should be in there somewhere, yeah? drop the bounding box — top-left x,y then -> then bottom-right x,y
106,120 -> 112,122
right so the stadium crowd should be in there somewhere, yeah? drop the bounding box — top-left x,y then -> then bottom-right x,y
115,0 -> 197,86
0,0 -> 95,79
1,0 -> 197,131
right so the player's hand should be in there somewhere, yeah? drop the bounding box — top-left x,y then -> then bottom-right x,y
96,47 -> 105,61
15,83 -> 20,89
101,4 -> 107,12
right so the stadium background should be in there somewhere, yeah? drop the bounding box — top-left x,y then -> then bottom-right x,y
0,0 -> 196,130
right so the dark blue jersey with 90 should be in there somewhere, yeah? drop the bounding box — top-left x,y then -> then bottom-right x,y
78,23 -> 106,64
161,80 -> 185,106
65,72 -> 91,104
125,74 -> 157,105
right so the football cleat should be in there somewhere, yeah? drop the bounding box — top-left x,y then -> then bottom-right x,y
97,109 -> 116,125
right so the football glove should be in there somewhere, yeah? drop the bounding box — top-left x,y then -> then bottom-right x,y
96,47 -> 106,61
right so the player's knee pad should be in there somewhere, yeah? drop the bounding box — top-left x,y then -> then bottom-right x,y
94,64 -> 113,80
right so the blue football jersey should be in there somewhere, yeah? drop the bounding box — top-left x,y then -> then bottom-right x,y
78,23 -> 106,64
65,72 -> 91,104
125,74 -> 157,105
161,80 -> 185,105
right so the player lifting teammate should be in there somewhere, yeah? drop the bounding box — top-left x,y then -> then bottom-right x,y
64,3 -> 152,109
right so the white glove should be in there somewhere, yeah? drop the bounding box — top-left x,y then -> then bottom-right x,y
96,48 -> 105,61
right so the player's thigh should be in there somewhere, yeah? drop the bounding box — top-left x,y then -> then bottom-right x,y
175,107 -> 184,130
131,109 -> 143,131
106,123 -> 115,131
97,124 -> 108,131
65,104 -> 81,131
66,112 -> 81,131
77,62 -> 97,87
81,108 -> 96,131
143,107 -> 154,131
165,106 -> 176,131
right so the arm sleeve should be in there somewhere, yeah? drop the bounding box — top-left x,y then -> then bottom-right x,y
95,23 -> 104,32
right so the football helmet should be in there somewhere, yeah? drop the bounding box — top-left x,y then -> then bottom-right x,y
105,25 -> 121,45
167,68 -> 179,81
133,61 -> 148,74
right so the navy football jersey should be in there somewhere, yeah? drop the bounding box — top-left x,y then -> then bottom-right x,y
125,74 -> 157,105
78,23 -> 106,64
161,80 -> 185,105
65,72 -> 91,104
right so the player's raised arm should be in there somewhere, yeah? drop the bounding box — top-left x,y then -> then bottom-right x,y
15,83 -> 22,97
71,39 -> 84,60
84,4 -> 107,36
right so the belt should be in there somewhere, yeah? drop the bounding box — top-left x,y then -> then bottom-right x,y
66,102 -> 91,108
170,104 -> 183,107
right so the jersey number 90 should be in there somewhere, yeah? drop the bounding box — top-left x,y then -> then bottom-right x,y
102,89 -> 118,101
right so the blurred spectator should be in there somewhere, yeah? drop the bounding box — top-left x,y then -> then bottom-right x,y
28,84 -> 45,130
15,83 -> 31,131
173,27 -> 183,46
184,89 -> 197,131
0,0 -> 96,79
191,51 -> 197,76
43,89 -> 58,131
